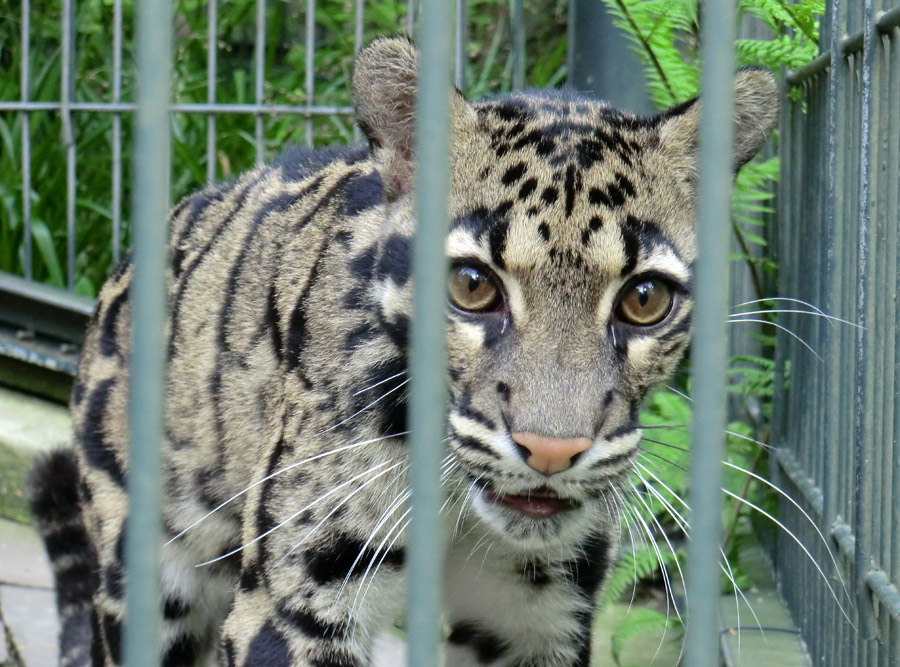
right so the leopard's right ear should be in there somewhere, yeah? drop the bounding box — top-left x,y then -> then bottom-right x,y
352,36 -> 470,199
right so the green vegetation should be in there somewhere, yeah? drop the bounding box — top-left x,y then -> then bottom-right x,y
596,0 -> 824,658
0,0 -> 567,295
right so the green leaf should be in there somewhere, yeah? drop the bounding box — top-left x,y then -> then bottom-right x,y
610,607 -> 677,665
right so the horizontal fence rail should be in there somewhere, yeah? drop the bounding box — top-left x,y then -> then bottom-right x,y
777,0 -> 900,664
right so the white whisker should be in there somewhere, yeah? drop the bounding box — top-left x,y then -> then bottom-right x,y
166,432 -> 408,545
728,317 -> 822,360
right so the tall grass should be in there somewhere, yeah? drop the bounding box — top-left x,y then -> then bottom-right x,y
0,0 -> 567,296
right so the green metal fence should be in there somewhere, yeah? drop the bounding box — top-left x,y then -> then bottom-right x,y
777,1 -> 900,664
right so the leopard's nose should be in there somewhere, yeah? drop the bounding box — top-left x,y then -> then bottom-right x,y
511,431 -> 593,475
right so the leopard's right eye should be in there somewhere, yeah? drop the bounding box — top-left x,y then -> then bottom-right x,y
449,265 -> 501,312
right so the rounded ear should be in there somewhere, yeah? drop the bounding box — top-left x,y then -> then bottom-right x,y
658,67 -> 779,173
352,36 -> 472,199
352,37 -> 420,198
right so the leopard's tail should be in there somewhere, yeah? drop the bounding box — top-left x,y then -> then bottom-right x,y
27,449 -> 98,667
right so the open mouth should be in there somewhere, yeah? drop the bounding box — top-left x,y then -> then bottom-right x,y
483,486 -> 578,520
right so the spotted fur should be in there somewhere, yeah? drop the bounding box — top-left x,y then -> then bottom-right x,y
29,37 -> 778,666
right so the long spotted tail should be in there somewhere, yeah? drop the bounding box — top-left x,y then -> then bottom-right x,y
27,449 -> 98,667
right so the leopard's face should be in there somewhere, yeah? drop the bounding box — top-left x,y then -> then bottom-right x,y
354,38 -> 777,551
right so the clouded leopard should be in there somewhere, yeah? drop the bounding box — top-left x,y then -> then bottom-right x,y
27,36 -> 778,666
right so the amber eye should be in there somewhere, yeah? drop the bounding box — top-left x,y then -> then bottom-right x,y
617,278 -> 673,326
449,265 -> 501,312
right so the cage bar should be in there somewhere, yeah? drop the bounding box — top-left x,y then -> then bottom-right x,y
684,0 -> 736,664
112,0 -> 123,263
123,0 -> 171,663
207,0 -> 218,183
255,0 -> 267,161
20,0 -> 32,280
61,0 -> 76,290
306,0 -> 316,146
406,0 -> 452,664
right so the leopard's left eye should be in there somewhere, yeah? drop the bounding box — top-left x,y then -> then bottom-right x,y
449,265 -> 501,312
616,278 -> 673,326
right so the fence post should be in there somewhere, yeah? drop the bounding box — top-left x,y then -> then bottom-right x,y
124,0 -> 171,662
406,1 -> 452,665
685,0 -> 736,664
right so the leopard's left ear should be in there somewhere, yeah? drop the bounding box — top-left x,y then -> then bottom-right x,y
658,67 -> 779,172
352,36 -> 472,199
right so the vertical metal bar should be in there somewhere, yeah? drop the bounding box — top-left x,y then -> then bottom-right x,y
61,0 -> 76,290
406,0 -> 451,664
305,0 -> 316,147
855,0 -> 877,640
685,0 -> 735,663
207,0 -> 218,183
21,0 -> 32,280
510,0 -> 525,90
407,0 -> 416,38
454,0 -> 467,91
353,0 -> 364,143
255,0 -> 266,162
890,23 -> 900,667
124,0 -> 171,662
112,0 -> 123,263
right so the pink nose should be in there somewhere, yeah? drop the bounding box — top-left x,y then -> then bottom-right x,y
511,431 -> 593,475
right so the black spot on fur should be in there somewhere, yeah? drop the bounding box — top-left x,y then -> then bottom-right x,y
541,186 -> 559,205
171,188 -> 226,277
521,560 -> 552,587
265,282 -> 284,365
310,655 -> 361,667
488,218 -> 510,270
376,234 -> 412,286
501,162 -> 527,186
536,138 -> 555,155
588,187 -> 611,208
448,622 -> 510,663
245,621 -> 292,667
163,596 -> 191,619
99,290 -> 128,357
575,139 -> 606,169
342,170 -> 383,216
564,532 -> 611,599
167,179 -> 256,359
102,613 -> 123,664
256,436 -> 288,545
163,634 -> 201,667
564,165 -> 579,217
81,379 -> 125,486
496,382 -> 511,401
453,434 -> 500,459
284,239 -> 331,382
278,605 -> 346,640
304,534 -> 404,585
538,223 -> 550,242
348,246 -> 377,281
616,172 -> 636,197
581,216 -> 603,245
240,566 -> 262,592
104,562 -> 124,599
518,178 -> 538,200
344,323 -> 376,352
273,145 -> 369,183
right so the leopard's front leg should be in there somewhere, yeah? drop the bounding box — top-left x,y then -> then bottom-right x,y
221,443 -> 408,666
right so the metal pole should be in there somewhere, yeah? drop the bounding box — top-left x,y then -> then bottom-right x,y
685,0 -> 736,664
406,0 -> 452,664
124,0 -> 171,663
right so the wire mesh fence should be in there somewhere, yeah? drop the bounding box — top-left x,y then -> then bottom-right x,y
776,1 -> 900,664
